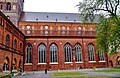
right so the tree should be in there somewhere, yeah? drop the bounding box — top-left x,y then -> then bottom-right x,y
77,0 -> 120,54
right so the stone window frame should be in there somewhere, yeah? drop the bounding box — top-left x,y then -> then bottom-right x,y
64,43 -> 72,63
88,43 -> 96,62
6,2 -> 11,11
6,34 -> 10,48
25,43 -> 32,64
20,43 -> 23,52
13,39 -> 17,50
50,43 -> 58,64
38,44 -> 46,64
98,51 -> 105,62
12,3 -> 16,10
0,2 -> 3,10
74,44 -> 82,63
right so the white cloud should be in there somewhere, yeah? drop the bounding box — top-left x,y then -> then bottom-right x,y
24,0 -> 81,13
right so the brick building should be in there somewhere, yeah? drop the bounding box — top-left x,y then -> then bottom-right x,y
0,0 -> 120,72
18,12 -> 107,71
0,11 -> 25,72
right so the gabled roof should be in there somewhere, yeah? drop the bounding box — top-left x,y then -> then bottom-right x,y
19,12 -> 100,23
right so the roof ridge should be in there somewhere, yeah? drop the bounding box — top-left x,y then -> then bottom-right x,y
22,11 -> 79,14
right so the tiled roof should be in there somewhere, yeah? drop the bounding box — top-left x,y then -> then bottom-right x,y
19,12 -> 100,23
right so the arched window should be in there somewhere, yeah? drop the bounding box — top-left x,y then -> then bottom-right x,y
0,18 -> 2,25
13,4 -> 16,10
117,57 -> 120,65
0,3 -> 3,10
6,34 -> 10,48
98,51 -> 104,61
38,44 -> 46,63
6,2 -> 11,10
77,26 -> 82,35
20,43 -> 22,52
64,44 -> 72,62
62,26 -> 66,35
19,59 -> 21,68
62,26 -> 66,30
88,44 -> 95,61
50,44 -> 57,63
26,43 -> 32,63
75,44 -> 82,62
13,58 -> 17,69
3,57 -> 10,71
13,39 -> 17,50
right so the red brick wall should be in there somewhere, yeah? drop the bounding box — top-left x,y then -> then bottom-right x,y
23,37 -> 106,71
0,13 -> 24,72
109,53 -> 120,67
18,21 -> 107,71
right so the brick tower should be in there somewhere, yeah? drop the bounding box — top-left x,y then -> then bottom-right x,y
0,0 -> 24,26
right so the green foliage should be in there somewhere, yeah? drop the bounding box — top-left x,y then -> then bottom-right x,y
50,72 -> 86,77
77,0 -> 120,54
113,65 -> 120,69
0,75 -> 11,78
94,69 -> 120,72
97,16 -> 120,54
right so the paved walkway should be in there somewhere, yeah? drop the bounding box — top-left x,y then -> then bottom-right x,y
12,68 -> 120,78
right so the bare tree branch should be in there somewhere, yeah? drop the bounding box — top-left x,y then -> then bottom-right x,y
105,0 -> 116,16
115,0 -> 119,15
108,0 -> 114,13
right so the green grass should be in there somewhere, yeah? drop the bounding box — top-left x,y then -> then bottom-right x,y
50,69 -> 120,78
50,74 -> 120,78
0,75 -> 11,78
94,69 -> 120,72
50,71 -> 86,77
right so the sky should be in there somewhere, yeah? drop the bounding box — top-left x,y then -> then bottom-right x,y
23,0 -> 81,13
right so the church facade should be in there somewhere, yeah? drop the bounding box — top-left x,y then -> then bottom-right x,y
0,0 -> 120,72
18,12 -> 107,71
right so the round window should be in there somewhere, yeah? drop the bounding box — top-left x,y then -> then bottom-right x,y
78,26 -> 81,30
62,26 -> 66,30
26,25 -> 30,29
45,26 -> 48,29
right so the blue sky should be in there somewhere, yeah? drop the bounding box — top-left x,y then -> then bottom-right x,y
24,0 -> 81,13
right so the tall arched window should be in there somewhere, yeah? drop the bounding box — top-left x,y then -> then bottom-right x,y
26,43 -> 32,63
12,4 -> 16,10
98,51 -> 104,61
50,44 -> 57,63
3,57 -> 10,71
88,44 -> 95,61
0,3 -> 3,10
6,2 -> 11,10
64,44 -> 72,63
75,44 -> 82,62
38,44 -> 46,63
117,56 -> 120,65
6,34 -> 10,48
13,39 -> 17,50
20,43 -> 22,52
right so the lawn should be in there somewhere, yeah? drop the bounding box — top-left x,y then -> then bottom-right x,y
50,69 -> 120,78
94,69 -> 120,72
50,72 -> 113,78
50,72 -> 86,77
